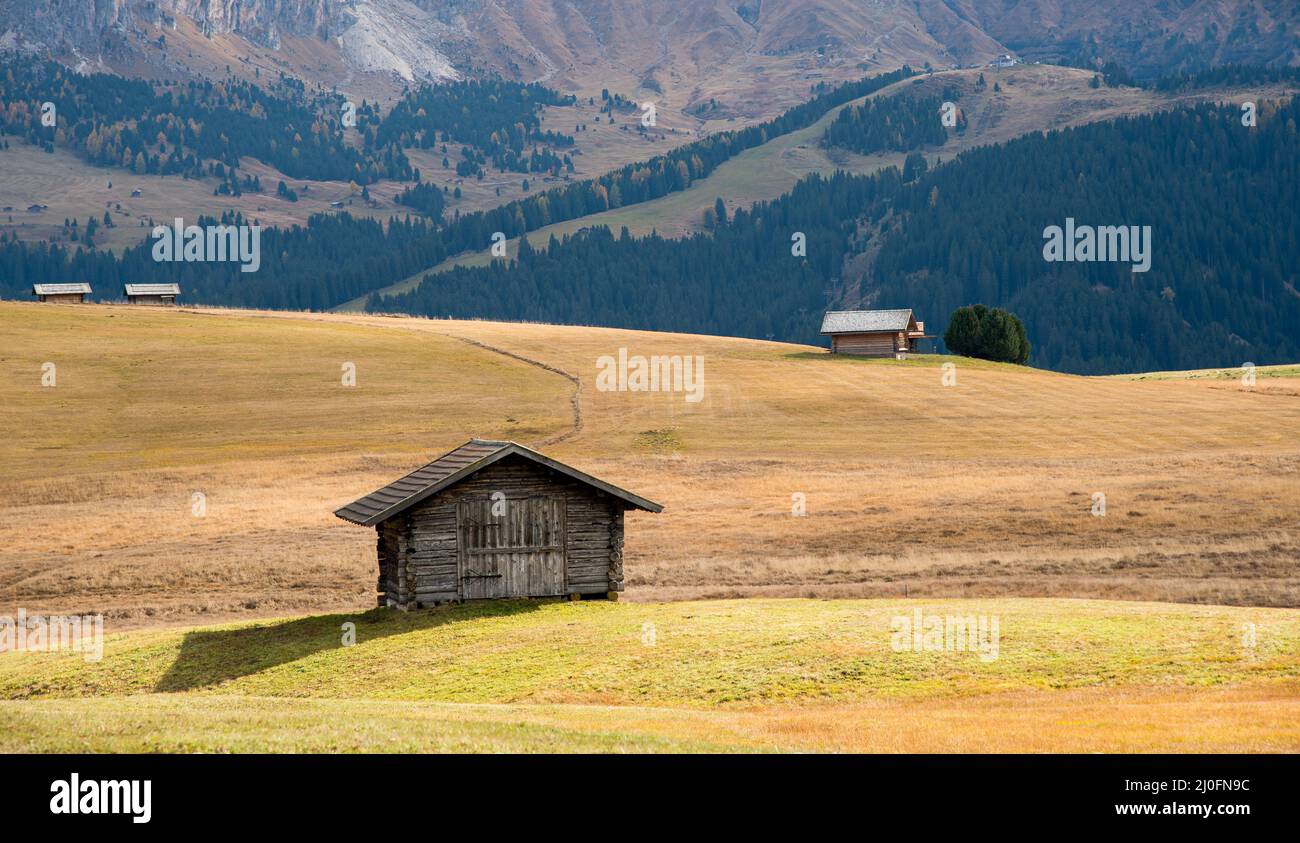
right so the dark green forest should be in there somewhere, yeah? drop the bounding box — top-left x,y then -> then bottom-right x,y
394,182 -> 448,219
374,79 -> 575,177
0,58 -> 588,185
823,85 -> 963,154
0,57 -> 404,183
1148,64 -> 1300,92
871,98 -> 1300,373
0,211 -> 447,310
3,59 -> 1296,375
0,67 -> 915,313
375,96 -> 1300,374
373,168 -> 902,341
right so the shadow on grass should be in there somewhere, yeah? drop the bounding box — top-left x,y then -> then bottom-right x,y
781,350 -> 937,365
782,351 -> 1002,370
153,600 -> 546,693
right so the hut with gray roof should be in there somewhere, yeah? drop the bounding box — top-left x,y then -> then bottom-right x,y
336,439 -> 662,608
32,283 -> 92,303
123,283 -> 180,306
820,308 -> 932,357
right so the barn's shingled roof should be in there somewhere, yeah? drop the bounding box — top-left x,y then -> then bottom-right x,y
124,283 -> 181,296
33,283 -> 92,295
819,309 -> 914,334
335,439 -> 663,526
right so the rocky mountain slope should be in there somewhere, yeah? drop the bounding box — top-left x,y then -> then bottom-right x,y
3,1 -> 1295,116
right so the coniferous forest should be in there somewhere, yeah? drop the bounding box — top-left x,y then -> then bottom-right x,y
394,182 -> 448,219
0,58 -> 587,185
375,79 -> 575,177
870,98 -> 1300,373
2,57 -> 1297,374
375,96 -> 1300,375
0,57 -> 403,183
0,67 -> 915,314
375,168 -> 897,343
823,86 -> 963,154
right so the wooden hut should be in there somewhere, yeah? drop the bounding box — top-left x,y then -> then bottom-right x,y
123,283 -> 180,305
32,283 -> 92,303
335,439 -> 662,608
820,309 -> 932,357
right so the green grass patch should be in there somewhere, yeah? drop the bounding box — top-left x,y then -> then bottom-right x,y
0,695 -> 742,753
1117,364 -> 1300,381
635,427 -> 683,453
2,598 -> 1295,707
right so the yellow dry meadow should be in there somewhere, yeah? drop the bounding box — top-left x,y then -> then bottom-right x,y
1,300 -> 1298,752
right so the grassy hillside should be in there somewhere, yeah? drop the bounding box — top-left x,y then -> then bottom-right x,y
3,302 -> 1298,752
1119,364 -> 1300,382
1,598 -> 1297,752
0,303 -> 571,622
2,301 -> 1298,627
7,598 -> 1295,702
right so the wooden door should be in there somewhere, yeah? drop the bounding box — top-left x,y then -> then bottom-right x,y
457,497 -> 566,599
458,498 -> 505,599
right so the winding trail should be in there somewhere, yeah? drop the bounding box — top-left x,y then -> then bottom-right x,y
179,307 -> 585,445
441,333 -> 584,446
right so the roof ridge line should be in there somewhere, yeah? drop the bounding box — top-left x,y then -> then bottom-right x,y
335,439 -> 662,525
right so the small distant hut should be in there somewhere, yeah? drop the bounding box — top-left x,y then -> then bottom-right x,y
32,283 -> 92,303
335,439 -> 662,608
123,283 -> 180,306
820,308 -> 932,358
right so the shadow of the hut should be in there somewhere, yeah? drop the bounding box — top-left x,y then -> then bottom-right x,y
153,600 -> 547,693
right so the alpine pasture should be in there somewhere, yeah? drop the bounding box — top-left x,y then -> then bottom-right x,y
1,301 -> 1297,751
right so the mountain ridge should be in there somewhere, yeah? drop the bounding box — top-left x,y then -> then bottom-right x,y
3,1 -> 1295,111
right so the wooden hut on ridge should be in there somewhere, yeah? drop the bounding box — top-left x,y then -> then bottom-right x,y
32,283 -> 92,303
335,439 -> 662,608
124,283 -> 180,305
820,308 -> 932,357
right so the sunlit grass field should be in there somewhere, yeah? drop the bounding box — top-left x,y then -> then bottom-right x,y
2,301 -> 1298,751
1,598 -> 1296,752
3,301 -> 1299,625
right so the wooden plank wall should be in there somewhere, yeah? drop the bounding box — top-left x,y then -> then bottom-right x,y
377,455 -> 624,608
377,522 -> 403,608
566,493 -> 621,594
832,332 -> 901,356
455,496 -> 566,598
126,295 -> 177,306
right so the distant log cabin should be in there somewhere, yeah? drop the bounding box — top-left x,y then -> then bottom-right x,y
821,309 -> 932,357
123,283 -> 180,305
335,439 -> 663,608
32,283 -> 92,303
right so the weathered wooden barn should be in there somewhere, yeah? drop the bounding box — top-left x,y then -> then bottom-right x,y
820,309 -> 932,357
32,283 -> 92,303
123,283 -> 180,305
335,439 -> 662,608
